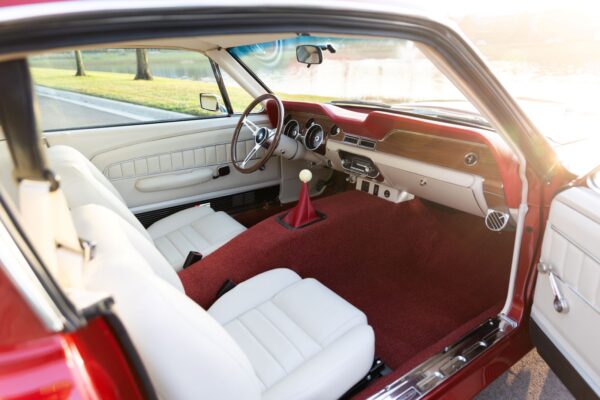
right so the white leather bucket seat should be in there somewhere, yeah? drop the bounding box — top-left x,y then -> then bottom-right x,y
72,203 -> 375,400
47,145 -> 246,270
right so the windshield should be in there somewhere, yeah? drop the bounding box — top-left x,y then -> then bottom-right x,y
422,0 -> 600,173
230,36 -> 470,111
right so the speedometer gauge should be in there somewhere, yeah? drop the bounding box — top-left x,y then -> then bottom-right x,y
304,124 -> 324,151
283,120 -> 300,139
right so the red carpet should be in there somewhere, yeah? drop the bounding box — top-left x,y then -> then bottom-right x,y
180,190 -> 514,394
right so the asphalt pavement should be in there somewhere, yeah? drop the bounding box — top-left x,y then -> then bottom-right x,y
36,86 -> 191,131
38,95 -> 138,130
476,350 -> 574,400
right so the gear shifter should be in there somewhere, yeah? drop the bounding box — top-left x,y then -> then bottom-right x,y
280,169 -> 324,229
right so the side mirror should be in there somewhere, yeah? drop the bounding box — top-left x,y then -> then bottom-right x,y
199,93 -> 220,112
296,45 -> 323,66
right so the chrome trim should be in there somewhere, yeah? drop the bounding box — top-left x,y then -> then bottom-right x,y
485,209 -> 509,231
464,151 -> 479,167
537,262 -> 569,313
0,217 -> 65,332
283,119 -> 300,140
368,318 -> 510,400
343,134 -> 360,145
303,123 -> 324,151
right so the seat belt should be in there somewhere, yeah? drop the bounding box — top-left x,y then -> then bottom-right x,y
18,177 -> 94,290
0,58 -> 94,291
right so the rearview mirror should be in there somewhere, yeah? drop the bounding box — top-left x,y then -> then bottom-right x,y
296,45 -> 323,66
199,93 -> 220,112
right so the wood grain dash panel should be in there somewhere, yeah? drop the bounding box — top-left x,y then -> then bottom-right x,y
377,130 -> 506,208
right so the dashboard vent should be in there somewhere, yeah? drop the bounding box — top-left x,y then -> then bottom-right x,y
485,209 -> 509,231
359,139 -> 376,149
343,135 -> 359,145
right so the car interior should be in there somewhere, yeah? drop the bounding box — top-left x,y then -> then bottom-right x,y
0,32 -> 523,399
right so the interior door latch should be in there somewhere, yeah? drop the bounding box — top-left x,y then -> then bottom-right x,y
537,262 -> 569,313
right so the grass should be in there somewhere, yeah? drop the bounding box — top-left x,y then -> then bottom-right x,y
31,67 -> 336,116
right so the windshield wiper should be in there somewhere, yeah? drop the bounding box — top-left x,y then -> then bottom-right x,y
330,100 -> 391,108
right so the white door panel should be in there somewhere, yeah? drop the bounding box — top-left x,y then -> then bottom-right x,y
45,115 -> 281,210
45,115 -> 269,159
532,187 -> 600,396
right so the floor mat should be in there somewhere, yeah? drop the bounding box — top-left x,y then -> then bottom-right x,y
180,190 -> 515,382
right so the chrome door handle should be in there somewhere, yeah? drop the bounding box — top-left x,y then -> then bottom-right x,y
537,262 -> 569,313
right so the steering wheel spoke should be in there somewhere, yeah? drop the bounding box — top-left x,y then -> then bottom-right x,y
243,117 -> 260,136
241,143 -> 261,167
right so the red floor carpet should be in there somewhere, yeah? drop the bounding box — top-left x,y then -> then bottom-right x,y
180,190 -> 515,396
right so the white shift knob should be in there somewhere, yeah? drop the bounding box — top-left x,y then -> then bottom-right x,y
299,169 -> 312,183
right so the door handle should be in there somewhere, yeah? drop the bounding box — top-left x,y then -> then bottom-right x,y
537,262 -> 569,313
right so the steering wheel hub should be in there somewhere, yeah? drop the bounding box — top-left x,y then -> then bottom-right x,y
256,127 -> 269,145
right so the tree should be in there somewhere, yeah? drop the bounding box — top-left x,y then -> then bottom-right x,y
134,49 -> 153,80
74,50 -> 86,76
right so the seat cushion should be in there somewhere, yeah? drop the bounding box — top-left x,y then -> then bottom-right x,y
209,268 -> 375,400
148,205 -> 246,270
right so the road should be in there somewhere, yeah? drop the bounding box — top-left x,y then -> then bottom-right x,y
38,95 -> 138,131
36,86 -> 192,131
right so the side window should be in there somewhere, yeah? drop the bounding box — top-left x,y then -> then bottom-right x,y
219,69 -> 257,113
29,48 -> 252,131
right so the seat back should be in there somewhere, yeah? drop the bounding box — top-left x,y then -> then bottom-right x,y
47,145 -> 151,241
72,204 -> 261,400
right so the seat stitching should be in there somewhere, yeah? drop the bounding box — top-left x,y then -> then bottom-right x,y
179,225 -> 205,250
319,314 -> 366,347
237,317 -> 290,375
255,305 -> 307,360
161,235 -> 184,261
189,222 -> 214,245
212,276 -> 302,325
269,299 -> 322,346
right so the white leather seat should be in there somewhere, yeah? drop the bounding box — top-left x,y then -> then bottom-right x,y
71,203 -> 375,400
147,205 -> 245,268
209,268 -> 375,400
47,145 -> 246,270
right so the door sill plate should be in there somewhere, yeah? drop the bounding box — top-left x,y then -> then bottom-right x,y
368,317 -> 511,400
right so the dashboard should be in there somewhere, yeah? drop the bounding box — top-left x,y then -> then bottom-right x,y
268,100 -> 521,219
282,112 -> 342,155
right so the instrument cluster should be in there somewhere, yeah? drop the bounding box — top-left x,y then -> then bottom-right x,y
283,118 -> 325,151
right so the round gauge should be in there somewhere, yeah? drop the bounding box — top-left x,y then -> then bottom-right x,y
283,120 -> 300,139
330,125 -> 342,136
304,124 -> 324,151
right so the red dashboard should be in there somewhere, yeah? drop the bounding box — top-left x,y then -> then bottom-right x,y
267,100 -> 521,209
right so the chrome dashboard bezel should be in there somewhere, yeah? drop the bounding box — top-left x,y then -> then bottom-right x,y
283,119 -> 301,140
303,123 -> 324,151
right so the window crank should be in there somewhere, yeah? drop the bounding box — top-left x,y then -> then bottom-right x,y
537,262 -> 569,313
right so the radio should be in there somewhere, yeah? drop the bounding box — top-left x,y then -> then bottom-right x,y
338,150 -> 380,179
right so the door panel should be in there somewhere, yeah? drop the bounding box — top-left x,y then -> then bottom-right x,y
45,114 -> 281,211
531,187 -> 600,397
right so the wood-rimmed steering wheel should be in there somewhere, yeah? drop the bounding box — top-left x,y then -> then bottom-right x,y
231,93 -> 284,173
